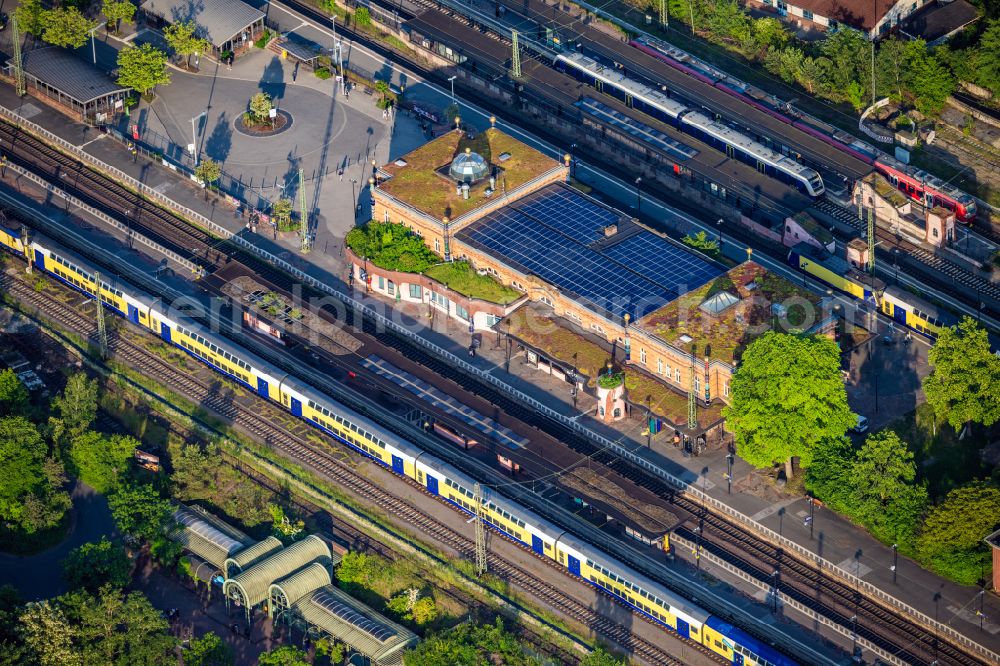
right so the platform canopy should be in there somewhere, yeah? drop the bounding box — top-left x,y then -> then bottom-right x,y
224,535 -> 332,608
140,0 -> 264,49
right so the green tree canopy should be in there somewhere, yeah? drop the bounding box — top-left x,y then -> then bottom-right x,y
14,0 -> 48,38
163,20 -> 211,67
18,601 -> 80,666
917,483 -> 1000,585
64,586 -> 176,665
101,0 -> 135,32
976,19 -> 1000,95
50,373 -> 98,445
906,48 -> 955,117
581,648 -> 628,666
108,483 -> 172,541
0,369 -> 29,418
257,645 -> 310,666
184,631 -> 234,666
194,159 -> 222,194
116,44 -> 171,96
402,617 -> 541,666
922,317 -> 1000,431
850,431 -> 928,549
41,8 -> 97,49
0,417 -> 48,529
69,432 -> 137,494
62,537 -> 132,592
271,198 -> 295,231
249,92 -> 273,122
344,222 -> 438,272
723,332 -> 854,478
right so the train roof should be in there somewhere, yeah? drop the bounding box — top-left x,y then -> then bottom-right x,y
882,285 -> 956,327
705,616 -> 799,666
558,52 -> 688,118
555,531 -> 711,625
878,156 -> 975,204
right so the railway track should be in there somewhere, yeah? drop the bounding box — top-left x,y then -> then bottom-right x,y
0,267 -> 708,666
812,199 -> 1000,307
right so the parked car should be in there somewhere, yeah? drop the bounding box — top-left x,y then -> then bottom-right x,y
852,414 -> 869,434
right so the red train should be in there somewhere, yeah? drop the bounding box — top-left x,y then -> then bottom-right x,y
629,38 -> 978,223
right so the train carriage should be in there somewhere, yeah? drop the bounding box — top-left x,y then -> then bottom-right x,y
704,616 -> 798,666
880,285 -> 953,338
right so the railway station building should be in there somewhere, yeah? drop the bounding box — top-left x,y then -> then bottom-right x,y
5,48 -> 131,124
361,128 -> 830,429
140,0 -> 265,60
745,0 -> 978,39
168,505 -> 418,664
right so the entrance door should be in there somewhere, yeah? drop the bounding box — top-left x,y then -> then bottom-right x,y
893,305 -> 908,326
160,322 -> 172,342
257,377 -> 269,399
426,475 -> 439,495
734,653 -> 744,666
531,535 -> 544,555
676,618 -> 690,639
391,455 -> 404,474
127,304 -> 139,324
290,397 -> 302,417
567,555 -> 581,577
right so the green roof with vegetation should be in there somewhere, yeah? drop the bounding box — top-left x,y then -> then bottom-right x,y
378,128 -> 562,220
866,172 -> 909,208
345,222 -> 438,272
624,370 -> 723,426
424,262 -> 521,305
507,308 -> 611,381
635,262 -> 821,364
345,222 -> 520,304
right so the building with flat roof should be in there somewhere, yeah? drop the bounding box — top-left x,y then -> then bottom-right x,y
361,128 -> 828,414
140,0 -> 265,57
6,48 -> 130,124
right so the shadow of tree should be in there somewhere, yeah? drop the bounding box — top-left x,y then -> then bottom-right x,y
259,55 -> 286,101
204,111 -> 232,163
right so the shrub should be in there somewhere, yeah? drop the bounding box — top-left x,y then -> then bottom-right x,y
597,372 -> 624,389
355,6 -> 371,26
314,66 -> 332,80
253,29 -> 272,48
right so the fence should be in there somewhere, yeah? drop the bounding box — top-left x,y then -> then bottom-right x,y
2,100 -> 997,666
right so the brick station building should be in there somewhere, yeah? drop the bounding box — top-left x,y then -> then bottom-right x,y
359,126 -> 829,411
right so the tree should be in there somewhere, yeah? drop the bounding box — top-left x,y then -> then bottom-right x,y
917,483 -> 1000,585
0,369 -> 29,418
62,538 -> 132,592
0,417 -> 48,529
70,587 -> 176,665
184,632 -> 233,666
18,601 -> 80,666
722,332 -> 854,479
906,49 -> 955,117
41,8 -> 96,49
355,6 -> 371,26
108,483 -> 172,540
402,617 -> 540,666
820,29 -> 869,101
850,431 -> 928,548
316,638 -> 345,664
257,645 -> 310,666
271,198 -> 295,232
876,38 -> 909,102
248,91 -> 272,122
69,432 -> 137,494
101,0 -> 135,33
14,0 -> 47,38
116,44 -> 171,97
922,317 -> 1000,431
581,648 -> 627,666
163,20 -> 210,69
194,158 -> 222,193
978,20 -> 1000,94
51,372 -> 98,444
681,230 -> 720,257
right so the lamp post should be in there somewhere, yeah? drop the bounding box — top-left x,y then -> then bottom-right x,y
190,111 -> 207,166
645,395 -> 652,448
891,543 -> 898,584
808,496 -> 815,539
448,75 -> 457,101
634,176 -> 642,213
88,24 -> 100,65
770,568 -> 780,614
717,218 -> 723,247
350,178 -> 358,217
893,248 -> 899,283
726,452 -> 733,494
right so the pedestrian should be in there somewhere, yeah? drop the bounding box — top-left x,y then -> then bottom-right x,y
803,515 -> 813,528
338,168 -> 343,181
293,61 -> 299,81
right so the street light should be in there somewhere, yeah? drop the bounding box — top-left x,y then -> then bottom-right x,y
770,568 -> 780,614
726,452 -> 733,494
893,248 -> 899,283
807,496 -> 816,539
891,543 -> 898,584
350,178 -> 358,217
634,176 -> 642,213
190,111 -> 207,166
448,75 -> 457,101
88,24 -> 100,65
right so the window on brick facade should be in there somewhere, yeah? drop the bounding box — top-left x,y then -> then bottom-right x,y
409,284 -> 422,298
387,280 -> 395,296
803,9 -> 813,19
640,348 -> 647,364
657,359 -> 664,374
434,238 -> 441,253
674,368 -> 682,383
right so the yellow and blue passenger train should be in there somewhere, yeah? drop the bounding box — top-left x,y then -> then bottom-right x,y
788,244 -> 953,338
0,225 -> 798,666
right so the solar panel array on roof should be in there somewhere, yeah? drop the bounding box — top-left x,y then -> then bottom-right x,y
456,185 -> 723,321
576,98 -> 699,162
310,589 -> 398,642
601,232 -> 723,294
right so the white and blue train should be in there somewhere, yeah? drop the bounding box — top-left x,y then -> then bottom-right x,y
556,52 -> 825,197
0,224 -> 799,666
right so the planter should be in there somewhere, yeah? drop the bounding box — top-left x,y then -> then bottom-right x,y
234,109 -> 293,137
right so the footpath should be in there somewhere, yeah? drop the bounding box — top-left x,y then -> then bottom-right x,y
0,34 -> 997,664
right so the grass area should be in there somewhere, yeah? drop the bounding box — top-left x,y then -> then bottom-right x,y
379,128 -> 561,220
424,261 -> 521,304
887,402 -> 993,501
636,263 -> 821,363
507,308 -> 611,381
